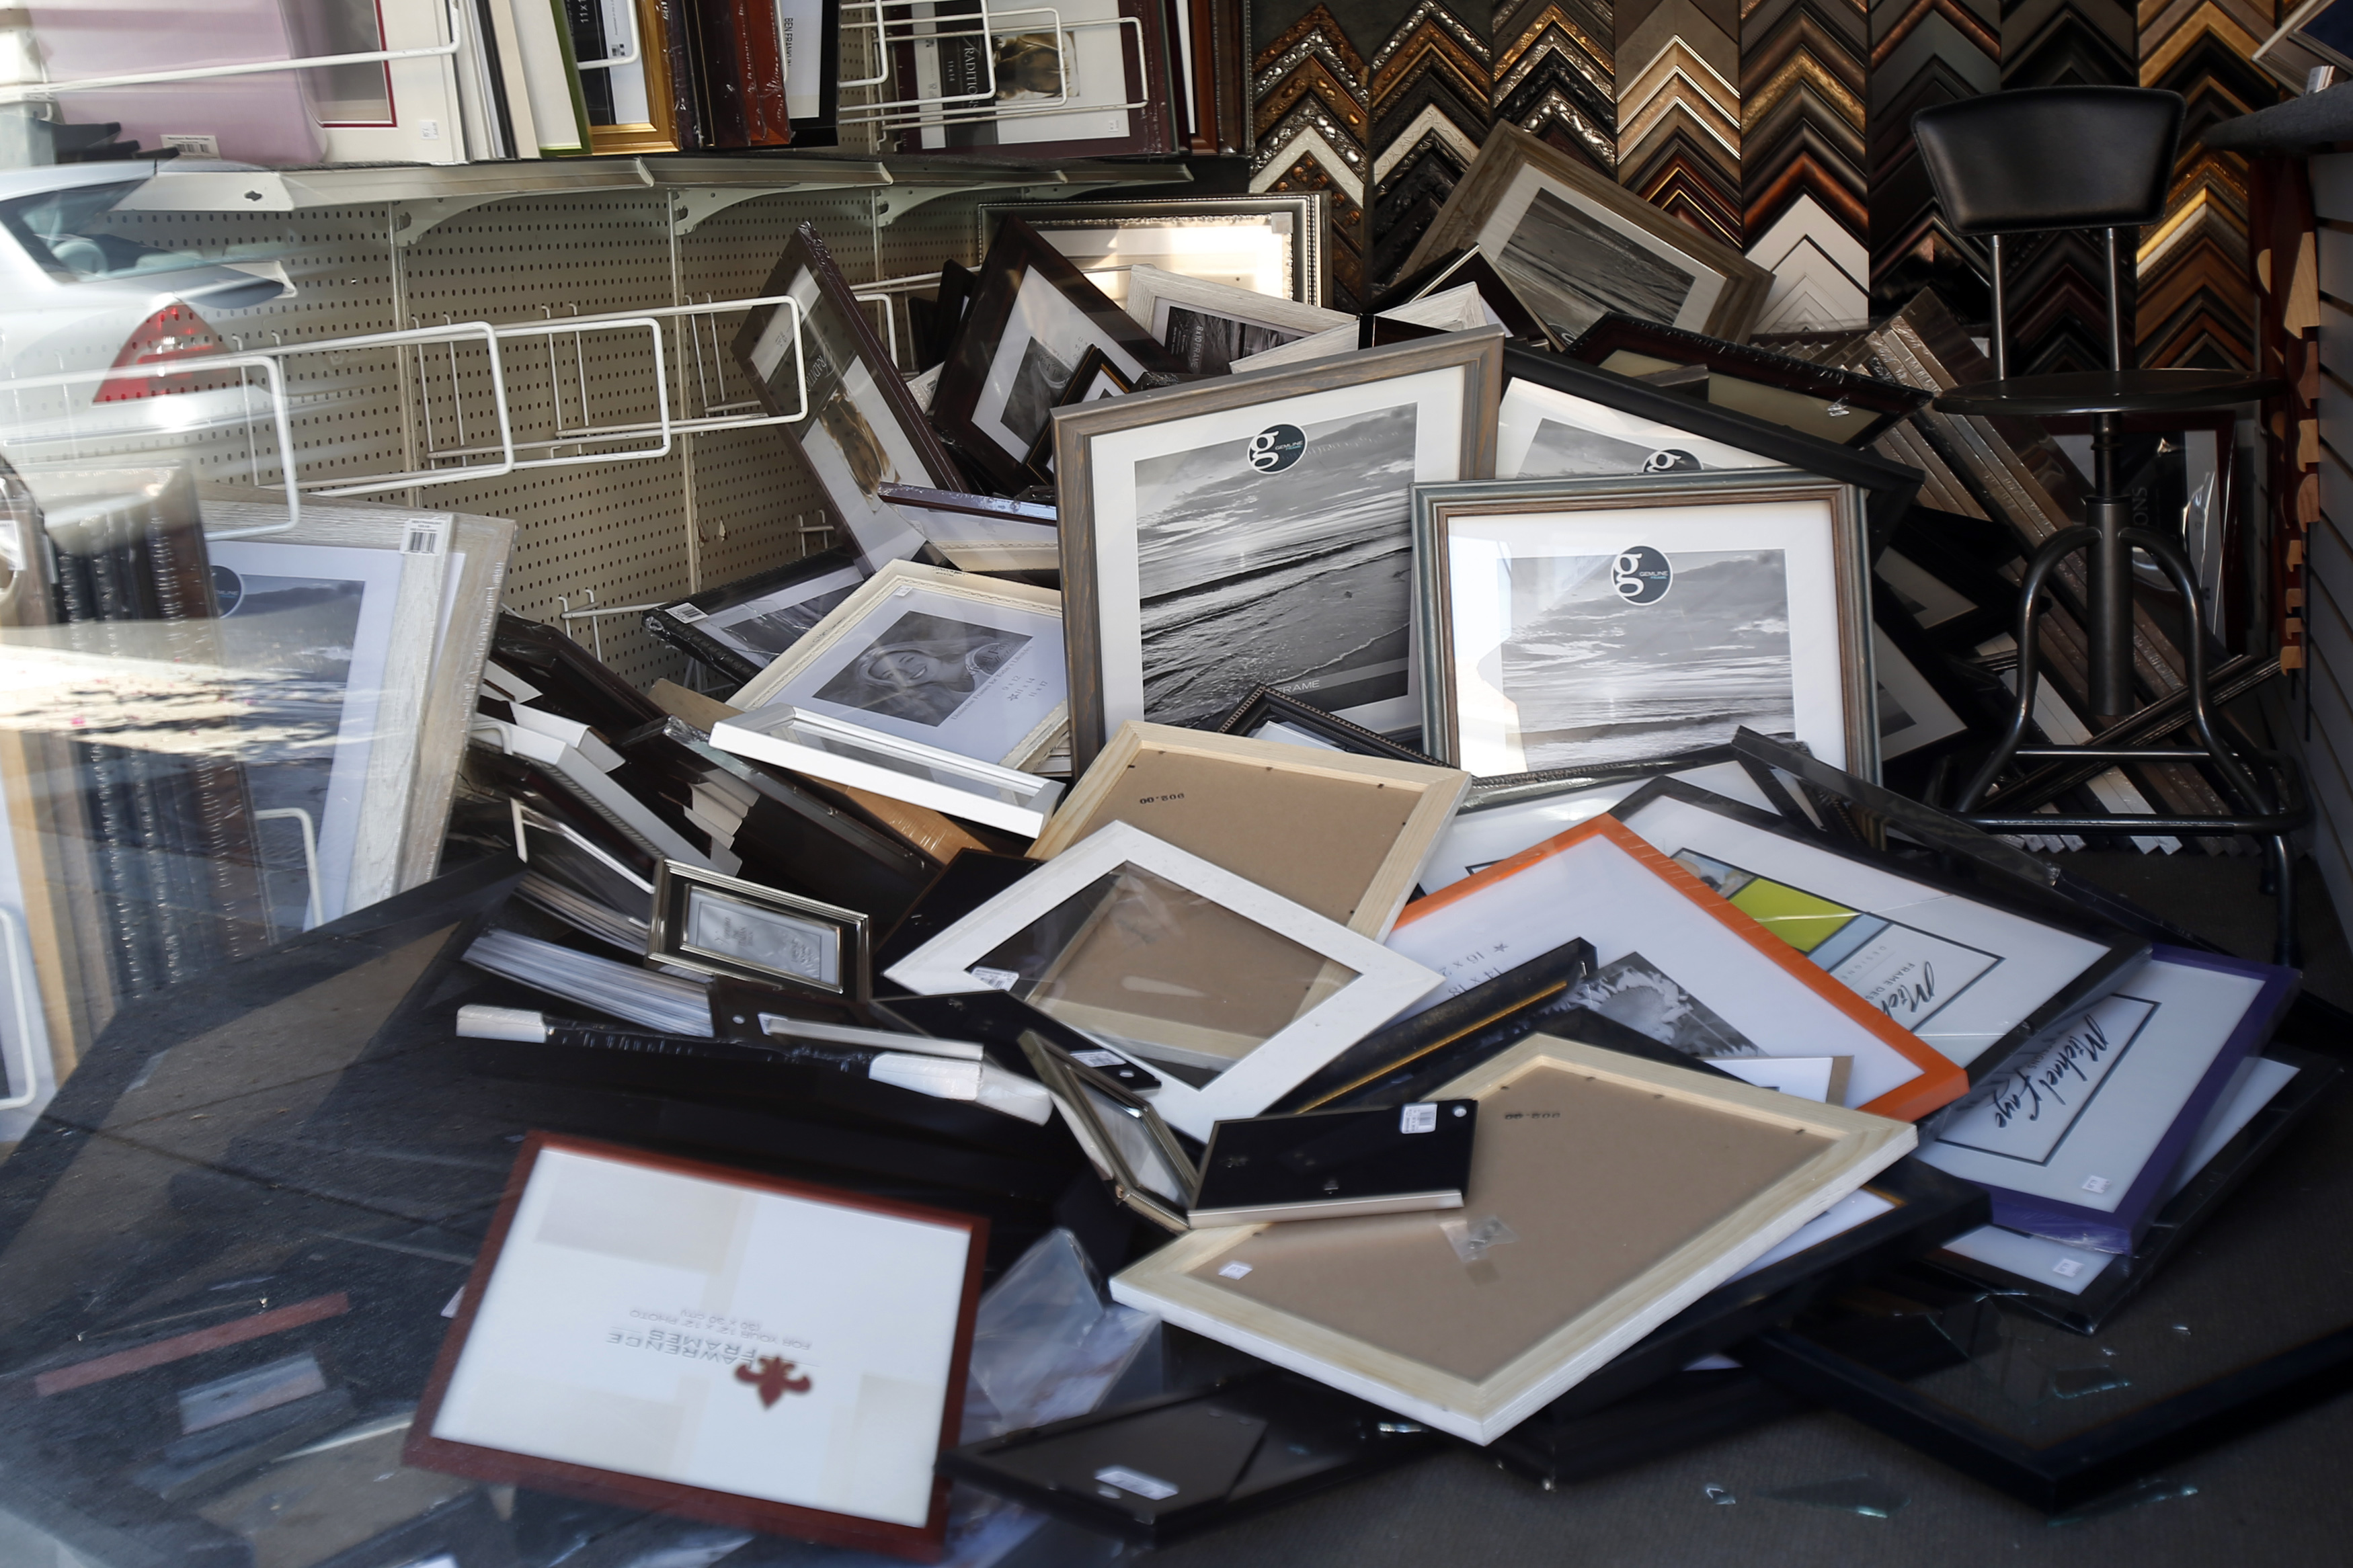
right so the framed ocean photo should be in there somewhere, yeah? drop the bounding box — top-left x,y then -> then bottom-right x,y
1410,471 -> 1875,780
1054,327 -> 1506,771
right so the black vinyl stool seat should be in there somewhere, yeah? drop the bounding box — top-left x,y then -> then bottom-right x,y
1911,85 -> 2304,964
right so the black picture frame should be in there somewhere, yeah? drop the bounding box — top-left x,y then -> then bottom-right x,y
1271,938 -> 1597,1113
731,224 -> 965,563
1375,245 -> 1554,346
1499,342 -> 1922,552
1563,314 -> 1931,446
785,0 -> 842,145
1533,1157 -> 1990,1423
1021,345 -> 1138,483
641,544 -> 867,686
942,1370 -> 1441,1546
1607,776 -> 2147,1085
649,860 -> 871,1003
1912,1041 -> 2341,1333
875,987 -> 1164,1097
1021,1032 -> 1197,1233
932,218 -> 1183,493
1210,685 -> 1441,766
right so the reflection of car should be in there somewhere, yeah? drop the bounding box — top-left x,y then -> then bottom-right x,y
0,160 -> 289,462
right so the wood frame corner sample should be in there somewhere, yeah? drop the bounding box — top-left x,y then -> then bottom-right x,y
1029,720 -> 1470,940
1109,1032 -> 1914,1444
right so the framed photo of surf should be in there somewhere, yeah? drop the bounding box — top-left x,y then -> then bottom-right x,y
729,561 -> 1066,773
1398,125 -> 1773,345
884,821 -> 1445,1139
407,1134 -> 986,1559
731,225 -> 965,566
1911,946 -> 2299,1253
1380,815 -> 1968,1122
1411,471 -> 1876,782
1607,779 -> 2145,1078
1055,325 -> 1507,772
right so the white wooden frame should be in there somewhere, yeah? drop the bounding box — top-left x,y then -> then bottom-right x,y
883,821 -> 1442,1138
1121,265 -> 1353,344
730,559 -> 1068,771
1110,1032 -> 1914,1442
1030,720 -> 1470,939
711,706 -> 1066,837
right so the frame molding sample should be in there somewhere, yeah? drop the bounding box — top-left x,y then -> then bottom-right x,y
1055,327 -> 1505,771
650,860 -> 873,1005
1411,470 -> 1876,781
1400,124 -> 1773,345
1382,816 -> 1969,1121
407,1133 -> 986,1559
1110,1032 -> 1913,1442
1029,721 -> 1470,939
729,559 -> 1068,772
883,821 -> 1443,1138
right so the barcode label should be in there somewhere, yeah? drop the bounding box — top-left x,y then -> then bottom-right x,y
2052,1257 -> 2084,1279
969,966 -> 1020,992
668,604 -> 709,622
1073,1049 -> 1124,1068
1400,1103 -> 1437,1134
404,521 -> 445,555
1094,1466 -> 1179,1500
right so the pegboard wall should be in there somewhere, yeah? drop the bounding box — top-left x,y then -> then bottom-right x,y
72,181 -> 1001,690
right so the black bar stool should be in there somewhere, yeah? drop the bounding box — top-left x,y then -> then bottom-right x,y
1911,85 -> 2306,964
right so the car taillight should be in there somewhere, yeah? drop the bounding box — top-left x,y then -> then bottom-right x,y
96,302 -> 231,403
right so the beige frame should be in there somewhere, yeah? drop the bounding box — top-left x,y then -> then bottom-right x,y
1109,1032 -> 1914,1443
1402,124 -> 1772,344
1029,720 -> 1469,940
729,559 -> 1067,772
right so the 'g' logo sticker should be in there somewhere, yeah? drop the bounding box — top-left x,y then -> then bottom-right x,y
1611,546 -> 1672,605
1247,424 -> 1307,473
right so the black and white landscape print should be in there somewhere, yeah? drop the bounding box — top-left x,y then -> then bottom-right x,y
1162,305 -> 1294,376
1134,403 -> 1420,727
1563,952 -> 1761,1057
1481,546 -> 1794,768
1519,417 -> 1705,477
1497,187 -> 1696,341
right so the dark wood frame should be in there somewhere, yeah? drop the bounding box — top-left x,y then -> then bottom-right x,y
1400,124 -> 1774,342
1564,314 -> 1931,446
1210,684 -> 1441,764
1021,345 -> 1135,483
933,218 -> 1183,493
731,224 -> 964,558
405,1132 -> 988,1561
649,858 -> 873,1003
1608,776 -> 2147,1085
1054,327 -> 1505,773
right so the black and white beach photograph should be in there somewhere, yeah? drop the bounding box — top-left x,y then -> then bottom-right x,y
1498,186 -> 1697,341
1162,305 -> 1295,376
1478,546 -> 1796,770
1132,404 -> 1422,728
813,610 -> 1031,728
1518,417 -> 1706,477
705,581 -> 861,663
1564,951 -> 1761,1057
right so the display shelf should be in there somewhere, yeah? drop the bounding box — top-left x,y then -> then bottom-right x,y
120,154 -> 1191,242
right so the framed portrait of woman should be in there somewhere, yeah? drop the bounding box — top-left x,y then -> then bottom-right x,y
729,560 -> 1068,771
